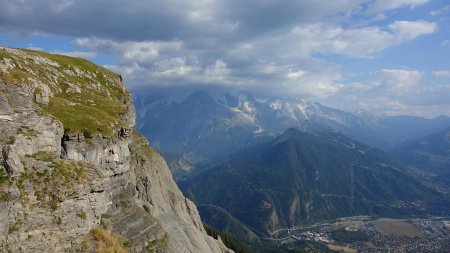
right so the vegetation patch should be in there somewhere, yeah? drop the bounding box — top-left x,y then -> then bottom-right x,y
6,136 -> 15,145
330,229 -> 368,243
16,159 -> 89,210
41,94 -> 127,137
131,130 -> 160,159
8,220 -> 23,234
145,234 -> 169,253
77,211 -> 87,220
16,177 -> 30,207
80,241 -> 90,253
27,151 -> 54,163
16,126 -> 37,139
52,216 -> 62,225
0,169 -> 9,184
90,227 -> 128,253
0,47 -> 130,137
118,192 -> 131,201
204,225 -> 254,253
0,191 -> 12,202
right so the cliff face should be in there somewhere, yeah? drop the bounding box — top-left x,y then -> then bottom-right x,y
0,47 -> 231,253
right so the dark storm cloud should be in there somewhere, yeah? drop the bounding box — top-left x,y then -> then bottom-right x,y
0,0 -> 365,41
0,0 -> 201,40
215,0 -> 364,37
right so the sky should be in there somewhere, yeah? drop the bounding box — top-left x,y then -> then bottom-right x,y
0,0 -> 449,117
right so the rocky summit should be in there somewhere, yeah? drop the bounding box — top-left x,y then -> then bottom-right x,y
0,47 -> 232,253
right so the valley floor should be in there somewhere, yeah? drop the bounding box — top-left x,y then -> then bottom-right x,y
265,216 -> 450,252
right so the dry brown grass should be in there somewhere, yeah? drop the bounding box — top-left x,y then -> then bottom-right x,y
90,227 -> 127,253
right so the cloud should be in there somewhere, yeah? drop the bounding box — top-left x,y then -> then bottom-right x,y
430,5 -> 450,16
0,0 -> 444,116
52,50 -> 97,58
432,70 -> 450,78
76,38 -> 184,65
0,1 -> 436,64
3,0 -> 237,42
282,20 -> 436,58
51,0 -> 74,12
73,35 -> 346,98
387,20 -> 436,41
26,46 -> 43,51
75,37 -> 230,85
0,0 -> 432,42
377,69 -> 423,88
204,59 -> 231,82
335,69 -> 423,97
153,58 -> 198,78
442,40 -> 450,47
286,69 -> 305,80
0,0 -> 363,41
323,68 -> 450,117
365,0 -> 431,14
220,20 -> 436,68
69,18 -> 435,100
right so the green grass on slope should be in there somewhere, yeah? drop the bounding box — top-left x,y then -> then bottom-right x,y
0,47 -> 130,136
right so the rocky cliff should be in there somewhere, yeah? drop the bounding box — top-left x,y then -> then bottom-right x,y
0,47 -> 232,253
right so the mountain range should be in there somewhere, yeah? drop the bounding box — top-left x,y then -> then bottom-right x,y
393,127 -> 450,193
180,128 -> 448,239
2,45 -> 448,253
134,90 -> 450,179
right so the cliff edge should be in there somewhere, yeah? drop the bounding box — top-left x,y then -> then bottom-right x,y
0,47 -> 232,253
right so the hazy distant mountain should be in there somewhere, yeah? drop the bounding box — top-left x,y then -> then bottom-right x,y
135,91 -> 272,179
134,90 -> 450,178
137,91 -> 264,156
393,127 -> 450,192
181,129 -> 448,238
374,116 -> 450,150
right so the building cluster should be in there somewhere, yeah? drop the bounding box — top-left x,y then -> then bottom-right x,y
289,217 -> 450,253
293,231 -> 332,243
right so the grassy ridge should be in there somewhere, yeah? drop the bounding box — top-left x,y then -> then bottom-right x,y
0,47 -> 130,136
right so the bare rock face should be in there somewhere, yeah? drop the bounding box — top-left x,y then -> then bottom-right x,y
129,134 -> 231,253
0,47 -> 232,253
2,146 -> 25,176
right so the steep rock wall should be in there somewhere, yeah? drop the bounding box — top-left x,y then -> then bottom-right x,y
0,47 -> 231,253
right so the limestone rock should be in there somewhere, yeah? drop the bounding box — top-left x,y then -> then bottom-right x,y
34,92 -> 49,104
2,145 -> 24,176
0,47 -> 231,253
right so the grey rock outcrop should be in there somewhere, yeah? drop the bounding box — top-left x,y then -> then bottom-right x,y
0,47 -> 232,253
2,145 -> 24,176
34,91 -> 49,104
